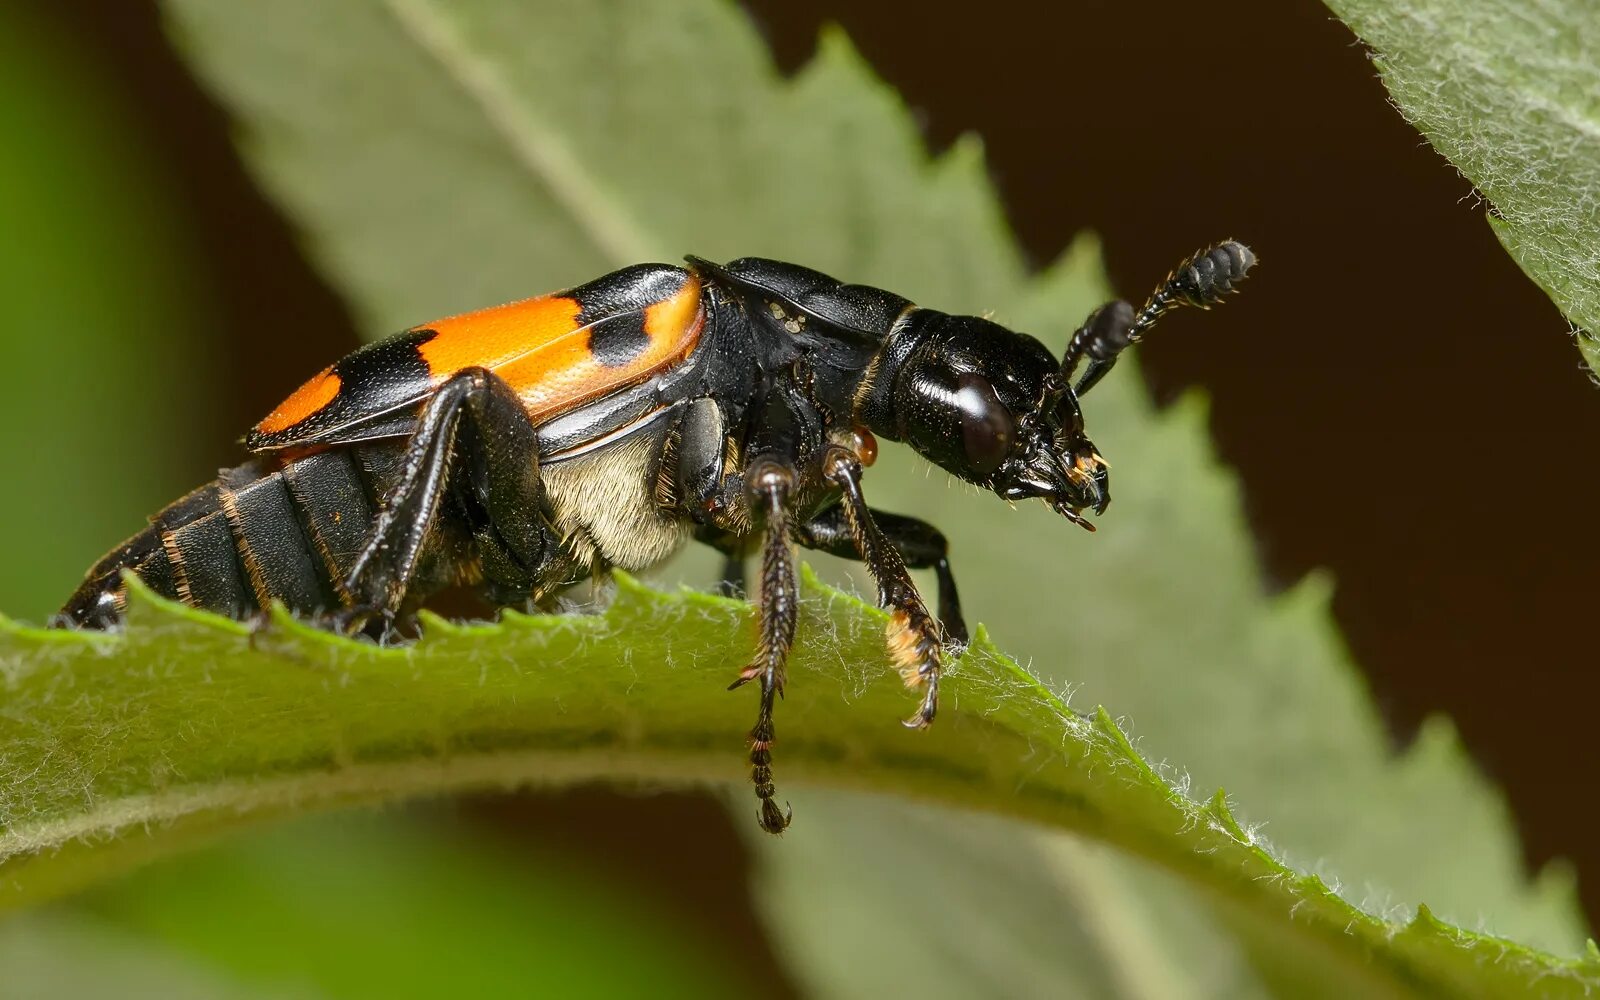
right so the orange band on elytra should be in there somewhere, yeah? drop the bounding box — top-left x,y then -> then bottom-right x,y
256,368 -> 341,434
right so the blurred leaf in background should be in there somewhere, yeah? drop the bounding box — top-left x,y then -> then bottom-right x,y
0,914 -> 285,1000
0,4 -> 221,621
750,792 -> 1276,1000
2,808 -> 750,999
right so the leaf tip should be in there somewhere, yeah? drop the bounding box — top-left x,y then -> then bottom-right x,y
1408,903 -> 1447,936
1089,706 -> 1136,752
607,570 -> 663,618
265,599 -> 301,631
414,608 -> 461,636
119,569 -> 249,637
797,561 -> 828,593
813,21 -> 866,68
963,623 -> 1001,660
1300,871 -> 1332,896
1203,788 -> 1248,841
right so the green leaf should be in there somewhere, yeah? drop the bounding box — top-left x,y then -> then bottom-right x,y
1,0 -> 1581,994
3,578 -> 1595,997
1319,0 -> 1600,374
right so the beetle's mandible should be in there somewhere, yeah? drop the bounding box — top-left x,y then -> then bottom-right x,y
60,241 -> 1255,833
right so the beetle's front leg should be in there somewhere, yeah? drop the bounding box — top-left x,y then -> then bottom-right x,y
818,447 -> 943,728
727,460 -> 799,834
793,504 -> 967,646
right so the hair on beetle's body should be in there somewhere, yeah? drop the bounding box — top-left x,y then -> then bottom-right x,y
60,241 -> 1255,833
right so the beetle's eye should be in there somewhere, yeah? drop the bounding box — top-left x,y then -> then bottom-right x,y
956,374 -> 1014,476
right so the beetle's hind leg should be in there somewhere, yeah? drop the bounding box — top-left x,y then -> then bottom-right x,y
693,528 -> 751,599
728,460 -> 799,834
341,366 -> 556,629
717,551 -> 747,598
817,447 -> 944,728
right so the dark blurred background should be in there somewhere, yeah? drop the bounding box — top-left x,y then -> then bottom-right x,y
5,0 -> 1595,983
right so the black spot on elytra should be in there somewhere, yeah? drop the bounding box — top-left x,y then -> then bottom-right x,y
587,312 -> 652,368
572,263 -> 687,323
247,328 -> 435,450
315,328 -> 435,422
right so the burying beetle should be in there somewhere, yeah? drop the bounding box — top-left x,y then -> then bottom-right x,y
61,240 -> 1254,832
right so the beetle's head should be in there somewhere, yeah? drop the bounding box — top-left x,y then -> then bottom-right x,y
886,314 -> 1109,531
878,240 -> 1254,530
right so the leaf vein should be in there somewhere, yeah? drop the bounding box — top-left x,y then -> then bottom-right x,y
378,0 -> 657,265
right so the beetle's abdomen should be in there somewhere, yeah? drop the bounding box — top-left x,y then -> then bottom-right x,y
60,446 -> 392,628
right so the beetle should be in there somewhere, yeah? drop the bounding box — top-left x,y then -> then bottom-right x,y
60,240 -> 1254,833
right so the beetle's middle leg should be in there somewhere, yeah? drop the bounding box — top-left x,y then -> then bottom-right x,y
341,366 -> 555,628
727,460 -> 799,834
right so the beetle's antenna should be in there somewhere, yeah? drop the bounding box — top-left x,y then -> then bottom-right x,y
1061,240 -> 1255,397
